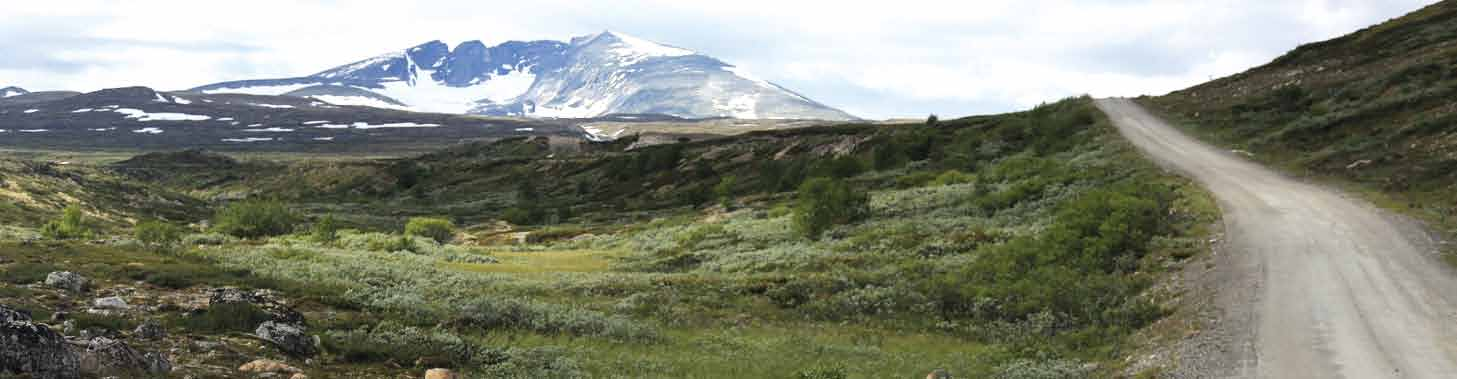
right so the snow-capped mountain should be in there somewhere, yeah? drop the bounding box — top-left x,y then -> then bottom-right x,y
1,86 -> 28,98
191,32 -> 856,120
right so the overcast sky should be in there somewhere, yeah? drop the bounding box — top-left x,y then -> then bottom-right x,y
0,0 -> 1437,119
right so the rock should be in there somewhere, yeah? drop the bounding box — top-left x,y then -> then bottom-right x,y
237,359 -> 301,374
92,297 -> 130,310
0,305 -> 31,323
1,306 -> 81,378
72,337 -> 170,377
133,321 -> 165,340
50,311 -> 70,322
290,374 -> 309,379
256,321 -> 317,357
45,271 -> 89,292
208,287 -> 304,324
425,368 -> 457,379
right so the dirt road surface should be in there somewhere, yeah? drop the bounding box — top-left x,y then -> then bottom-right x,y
1097,98 -> 1457,378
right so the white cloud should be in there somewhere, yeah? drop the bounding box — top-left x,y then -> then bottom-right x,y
0,0 -> 1438,119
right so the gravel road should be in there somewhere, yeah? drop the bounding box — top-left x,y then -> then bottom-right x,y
1097,98 -> 1457,378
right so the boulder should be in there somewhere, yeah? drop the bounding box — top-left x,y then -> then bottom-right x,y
256,321 -> 317,357
92,297 -> 130,310
208,287 -> 304,324
44,271 -> 89,292
1,314 -> 81,378
291,374 -> 310,379
237,359 -> 301,374
0,305 -> 30,323
133,320 -> 165,340
425,368 -> 458,379
72,337 -> 170,377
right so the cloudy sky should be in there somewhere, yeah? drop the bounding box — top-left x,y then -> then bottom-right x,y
0,0 -> 1437,119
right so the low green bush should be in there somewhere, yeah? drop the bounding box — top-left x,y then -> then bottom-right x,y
212,200 -> 299,239
172,302 -> 274,333
405,217 -> 455,244
792,178 -> 869,238
41,205 -> 90,240
0,262 -> 58,285
134,220 -> 185,246
325,321 -> 506,367
310,215 -> 341,243
525,226 -> 589,244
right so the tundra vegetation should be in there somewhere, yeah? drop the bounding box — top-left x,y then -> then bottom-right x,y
0,97 -> 1215,378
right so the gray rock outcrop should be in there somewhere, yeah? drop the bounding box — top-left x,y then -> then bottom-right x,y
1,305 -> 81,378
44,271 -> 88,292
256,321 -> 317,357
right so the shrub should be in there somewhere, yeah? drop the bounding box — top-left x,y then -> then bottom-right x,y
405,217 -> 455,244
479,347 -> 585,379
134,220 -> 185,246
503,207 -> 545,225
325,321 -> 505,367
310,215 -> 341,243
930,170 -> 975,186
212,200 -> 299,239
792,178 -> 869,238
796,364 -> 849,379
41,205 -> 90,240
173,302 -> 274,333
714,175 -> 737,209
525,226 -> 589,244
0,262 -> 59,284
183,233 -> 236,246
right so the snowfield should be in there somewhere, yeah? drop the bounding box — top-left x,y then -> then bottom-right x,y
113,108 -> 213,122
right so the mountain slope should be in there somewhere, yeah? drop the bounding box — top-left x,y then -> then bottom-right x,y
1143,1 -> 1457,198
1,86 -> 27,98
191,32 -> 856,120
0,86 -> 576,153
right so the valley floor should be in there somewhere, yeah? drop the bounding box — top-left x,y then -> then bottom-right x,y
0,97 -> 1220,378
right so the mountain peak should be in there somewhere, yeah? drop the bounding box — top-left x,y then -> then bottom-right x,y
1,86 -> 28,98
572,30 -> 696,65
191,33 -> 855,120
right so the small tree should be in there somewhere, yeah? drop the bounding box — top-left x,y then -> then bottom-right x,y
792,178 -> 870,238
310,215 -> 341,243
134,220 -> 184,247
41,205 -> 90,240
715,175 -> 737,209
212,200 -> 299,239
405,217 -> 455,244
926,114 -> 940,126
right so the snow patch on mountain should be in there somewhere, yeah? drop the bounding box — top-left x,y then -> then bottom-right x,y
113,108 -> 212,121
201,83 -> 315,96
373,68 -> 535,113
306,95 -> 410,110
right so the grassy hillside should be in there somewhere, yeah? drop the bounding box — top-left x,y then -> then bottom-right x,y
1,97 -> 1217,378
0,159 -> 204,235
1142,1 -> 1457,232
